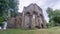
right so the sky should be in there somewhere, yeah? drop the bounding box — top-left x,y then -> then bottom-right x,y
18,0 -> 60,22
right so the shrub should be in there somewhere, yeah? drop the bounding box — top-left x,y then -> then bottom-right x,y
0,17 -> 4,26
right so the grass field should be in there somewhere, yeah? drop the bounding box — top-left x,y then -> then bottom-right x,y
0,26 -> 60,34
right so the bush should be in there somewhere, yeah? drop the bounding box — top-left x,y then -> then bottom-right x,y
46,23 -> 51,28
0,17 -> 4,26
46,21 -> 58,28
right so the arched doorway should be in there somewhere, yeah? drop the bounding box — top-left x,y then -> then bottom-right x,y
24,12 -> 31,28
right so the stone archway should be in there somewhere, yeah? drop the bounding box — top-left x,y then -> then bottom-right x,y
24,12 -> 31,28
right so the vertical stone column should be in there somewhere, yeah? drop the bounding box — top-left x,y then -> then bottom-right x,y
21,13 -> 25,28
35,15 -> 38,26
38,16 -> 42,28
31,15 -> 36,28
29,15 -> 32,28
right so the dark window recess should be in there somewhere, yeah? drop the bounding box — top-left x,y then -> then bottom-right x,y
41,24 -> 44,28
26,12 -> 30,14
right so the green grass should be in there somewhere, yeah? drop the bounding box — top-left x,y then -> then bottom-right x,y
0,26 -> 60,34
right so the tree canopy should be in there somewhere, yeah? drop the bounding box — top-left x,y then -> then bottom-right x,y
46,7 -> 60,26
0,0 -> 19,25
9,0 -> 19,17
0,0 -> 9,17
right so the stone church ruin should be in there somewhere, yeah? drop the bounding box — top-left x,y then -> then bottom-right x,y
7,3 -> 46,29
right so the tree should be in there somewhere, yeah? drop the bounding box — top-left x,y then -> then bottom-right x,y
46,7 -> 54,22
53,10 -> 60,26
0,0 -> 9,17
0,0 -> 19,25
46,7 -> 60,26
0,17 -> 4,26
0,0 -> 9,25
8,0 -> 19,17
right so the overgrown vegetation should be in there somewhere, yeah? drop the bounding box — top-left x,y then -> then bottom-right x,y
9,0 -> 19,17
0,0 -> 19,25
0,17 -> 4,26
46,7 -> 60,28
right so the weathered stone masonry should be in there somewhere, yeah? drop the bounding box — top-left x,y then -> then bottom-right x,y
7,3 -> 46,29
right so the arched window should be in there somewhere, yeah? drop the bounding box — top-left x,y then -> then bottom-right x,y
26,12 -> 30,14
40,14 -> 42,16
33,11 -> 37,15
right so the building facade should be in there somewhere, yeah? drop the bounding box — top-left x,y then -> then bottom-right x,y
7,3 -> 46,29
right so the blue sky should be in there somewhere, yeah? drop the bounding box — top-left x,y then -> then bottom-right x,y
18,0 -> 60,22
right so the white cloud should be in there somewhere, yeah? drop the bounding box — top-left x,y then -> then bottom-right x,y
52,1 -> 60,10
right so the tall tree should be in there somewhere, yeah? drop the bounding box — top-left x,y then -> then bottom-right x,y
46,7 -> 53,22
0,0 -> 9,25
8,0 -> 19,17
53,10 -> 60,24
46,7 -> 60,26
0,0 -> 9,17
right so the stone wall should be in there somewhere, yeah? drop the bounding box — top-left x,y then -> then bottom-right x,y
7,13 -> 22,28
15,14 -> 22,28
7,3 -> 46,29
7,17 -> 16,28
